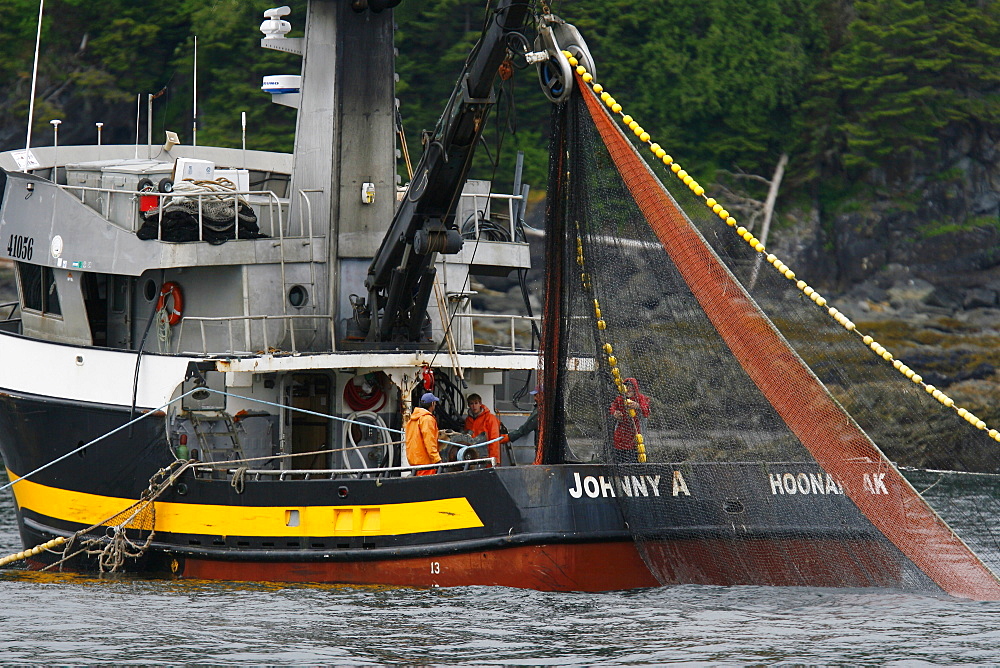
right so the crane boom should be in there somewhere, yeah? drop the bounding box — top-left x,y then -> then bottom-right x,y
363,0 -> 532,344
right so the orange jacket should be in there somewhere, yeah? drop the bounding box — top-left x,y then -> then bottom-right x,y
465,405 -> 506,463
405,407 -> 441,467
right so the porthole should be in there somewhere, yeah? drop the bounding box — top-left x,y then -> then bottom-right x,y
288,285 -> 309,308
143,278 -> 157,302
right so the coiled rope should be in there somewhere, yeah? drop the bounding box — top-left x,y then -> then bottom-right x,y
0,459 -> 196,573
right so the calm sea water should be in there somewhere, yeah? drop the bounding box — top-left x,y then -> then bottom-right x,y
4,484 -> 1000,665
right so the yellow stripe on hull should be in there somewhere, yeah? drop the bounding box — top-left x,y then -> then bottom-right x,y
7,470 -> 484,537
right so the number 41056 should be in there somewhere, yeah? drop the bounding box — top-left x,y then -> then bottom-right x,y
6,234 -> 33,261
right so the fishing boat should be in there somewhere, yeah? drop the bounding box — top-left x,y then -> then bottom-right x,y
2,0 -> 1000,599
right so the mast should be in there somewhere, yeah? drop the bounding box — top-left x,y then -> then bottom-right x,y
284,2 -> 397,350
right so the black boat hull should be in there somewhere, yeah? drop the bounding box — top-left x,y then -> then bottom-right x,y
1,386 -> 916,590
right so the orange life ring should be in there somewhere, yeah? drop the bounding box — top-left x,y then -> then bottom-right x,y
156,281 -> 184,326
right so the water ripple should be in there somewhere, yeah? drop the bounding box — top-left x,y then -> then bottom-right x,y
3,483 -> 1000,664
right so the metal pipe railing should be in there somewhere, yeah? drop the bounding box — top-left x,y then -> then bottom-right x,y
174,313 -> 332,355
452,313 -> 540,352
193,457 -> 497,481
59,184 -> 299,240
459,191 -> 524,241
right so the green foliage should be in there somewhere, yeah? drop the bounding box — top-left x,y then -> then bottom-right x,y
0,0 -> 302,150
568,0 -> 826,172
918,216 -> 1000,240
0,0 -> 995,228
804,0 -> 1000,177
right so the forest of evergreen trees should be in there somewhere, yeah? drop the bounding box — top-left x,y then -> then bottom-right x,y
0,0 -> 996,230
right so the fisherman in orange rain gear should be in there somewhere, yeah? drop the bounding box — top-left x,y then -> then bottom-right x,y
609,377 -> 651,464
406,392 -> 441,475
465,393 -> 506,466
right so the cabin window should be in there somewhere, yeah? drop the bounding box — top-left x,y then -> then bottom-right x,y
288,285 -> 309,308
16,262 -> 61,316
143,278 -> 158,302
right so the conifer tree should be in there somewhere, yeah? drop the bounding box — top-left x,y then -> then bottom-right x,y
808,0 -> 1000,179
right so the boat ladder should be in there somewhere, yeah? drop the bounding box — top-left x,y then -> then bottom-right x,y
189,411 -> 246,463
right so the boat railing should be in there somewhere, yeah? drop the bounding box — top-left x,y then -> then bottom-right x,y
0,300 -> 20,334
453,312 -> 540,352
191,457 -> 496,480
297,188 -> 323,238
173,313 -> 332,355
58,183 -> 308,241
459,191 -> 525,242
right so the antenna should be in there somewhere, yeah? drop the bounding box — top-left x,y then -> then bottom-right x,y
147,87 -> 167,159
192,35 -> 198,147
241,111 -> 247,167
96,122 -> 103,159
147,93 -> 153,159
23,0 -> 45,172
50,119 -> 60,182
134,94 -> 141,159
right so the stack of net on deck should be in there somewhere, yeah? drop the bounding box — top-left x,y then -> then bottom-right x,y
538,85 -> 1000,599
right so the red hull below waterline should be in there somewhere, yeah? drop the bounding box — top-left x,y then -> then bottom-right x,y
643,538 -> 909,588
172,541 -> 661,591
168,536 -> 912,591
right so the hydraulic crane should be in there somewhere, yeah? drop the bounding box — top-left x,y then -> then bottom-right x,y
360,3 -> 593,346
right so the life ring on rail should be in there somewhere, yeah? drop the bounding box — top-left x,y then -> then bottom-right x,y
156,281 -> 184,326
